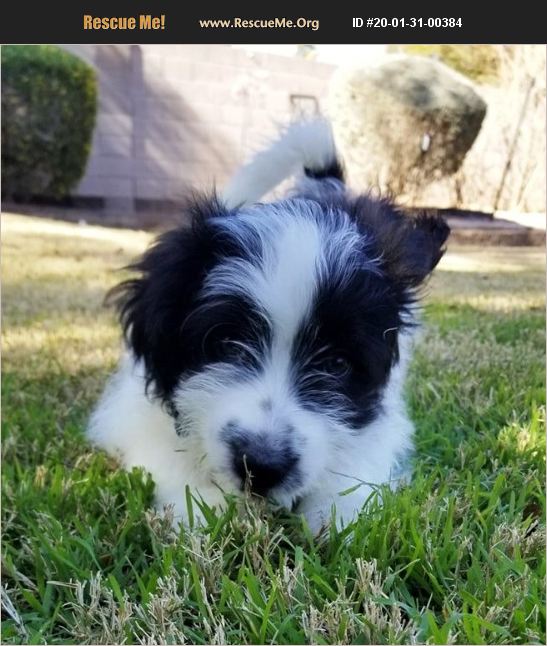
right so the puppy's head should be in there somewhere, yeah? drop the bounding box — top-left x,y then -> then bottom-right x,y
111,192 -> 448,507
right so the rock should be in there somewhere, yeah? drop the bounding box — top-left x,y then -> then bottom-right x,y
329,55 -> 487,196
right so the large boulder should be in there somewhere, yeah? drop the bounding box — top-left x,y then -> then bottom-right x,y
329,55 -> 487,197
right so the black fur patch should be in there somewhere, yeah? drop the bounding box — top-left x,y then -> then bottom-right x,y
287,184 -> 448,430
291,263 -> 412,429
108,194 -> 267,400
304,157 -> 346,182
347,196 -> 450,287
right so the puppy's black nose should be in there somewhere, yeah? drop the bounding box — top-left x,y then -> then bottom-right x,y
227,433 -> 298,496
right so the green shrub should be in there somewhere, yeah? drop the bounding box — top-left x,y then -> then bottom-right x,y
1,45 -> 97,200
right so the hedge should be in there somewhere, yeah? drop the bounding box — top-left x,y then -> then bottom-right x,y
1,45 -> 98,200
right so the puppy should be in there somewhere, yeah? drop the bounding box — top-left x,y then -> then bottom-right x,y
88,120 -> 449,533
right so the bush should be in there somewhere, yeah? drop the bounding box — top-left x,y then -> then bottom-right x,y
1,45 -> 97,200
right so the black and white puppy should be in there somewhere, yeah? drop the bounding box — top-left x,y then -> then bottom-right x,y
88,120 -> 449,533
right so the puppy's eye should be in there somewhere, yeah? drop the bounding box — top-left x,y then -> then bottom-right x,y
219,338 -> 248,362
322,354 -> 352,377
204,331 -> 246,362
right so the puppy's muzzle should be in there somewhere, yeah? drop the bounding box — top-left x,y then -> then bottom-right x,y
223,426 -> 300,496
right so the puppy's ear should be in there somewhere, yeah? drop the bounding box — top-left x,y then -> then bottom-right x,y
352,196 -> 450,287
108,194 -> 229,400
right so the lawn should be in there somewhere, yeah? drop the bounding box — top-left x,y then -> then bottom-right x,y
1,212 -> 545,645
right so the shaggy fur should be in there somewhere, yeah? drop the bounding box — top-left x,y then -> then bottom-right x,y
88,119 -> 449,533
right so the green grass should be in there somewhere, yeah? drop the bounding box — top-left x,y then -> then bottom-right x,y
2,213 -> 545,645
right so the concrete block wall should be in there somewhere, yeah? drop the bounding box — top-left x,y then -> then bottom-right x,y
62,45 -> 335,215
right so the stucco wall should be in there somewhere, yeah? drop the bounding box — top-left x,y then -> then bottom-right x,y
62,45 -> 334,213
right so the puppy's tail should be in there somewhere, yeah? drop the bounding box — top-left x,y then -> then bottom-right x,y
222,118 -> 344,208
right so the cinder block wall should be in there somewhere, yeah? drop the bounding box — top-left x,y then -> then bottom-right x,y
63,45 -> 334,215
